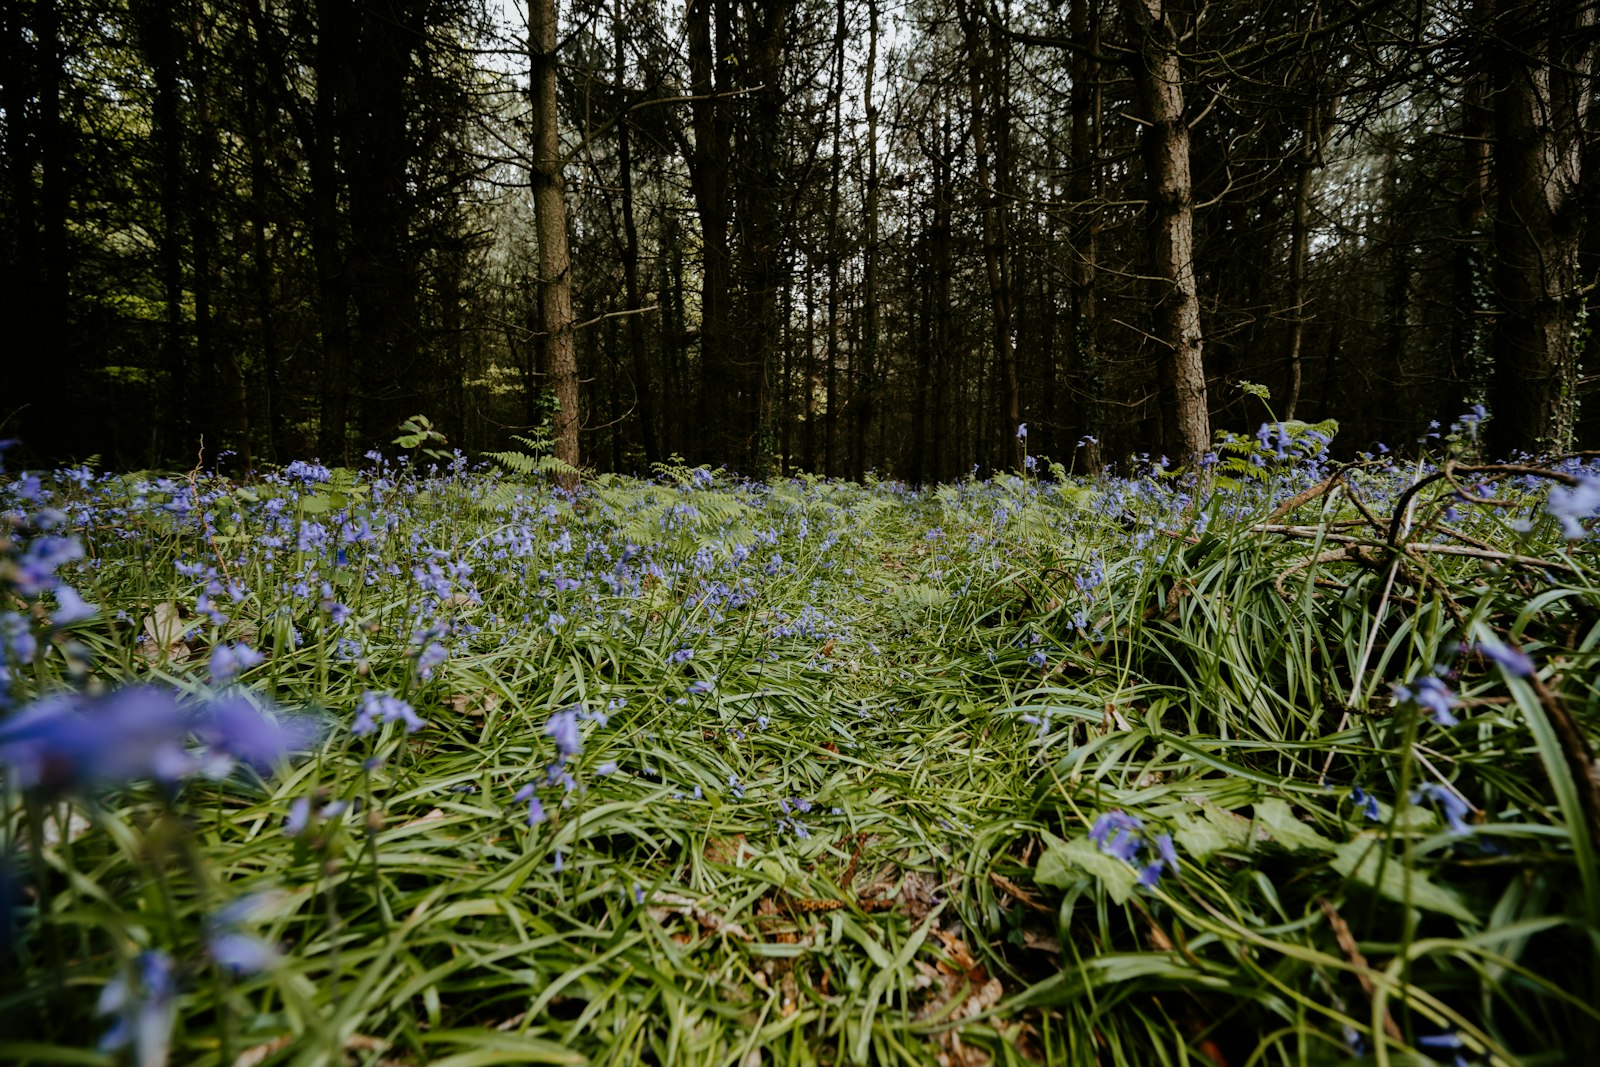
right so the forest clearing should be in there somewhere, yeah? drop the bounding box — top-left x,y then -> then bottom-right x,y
3,424 -> 1598,1065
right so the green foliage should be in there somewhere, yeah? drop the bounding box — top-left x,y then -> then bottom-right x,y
393,414 -> 453,462
2,451 -> 1598,1066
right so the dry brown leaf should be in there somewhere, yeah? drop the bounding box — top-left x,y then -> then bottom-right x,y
704,834 -> 755,866
137,602 -> 191,663
447,691 -> 501,717
232,1035 -> 295,1067
646,892 -> 753,940
399,808 -> 448,830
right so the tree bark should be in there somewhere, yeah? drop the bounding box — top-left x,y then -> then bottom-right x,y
1124,0 -> 1209,464
531,0 -> 580,473
1487,0 -> 1594,456
614,0 -> 658,466
1068,0 -> 1103,472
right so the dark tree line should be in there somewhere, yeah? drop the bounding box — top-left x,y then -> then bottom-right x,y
3,0 -> 1598,477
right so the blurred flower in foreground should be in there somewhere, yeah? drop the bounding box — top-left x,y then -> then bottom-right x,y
1089,810 -> 1180,889
1469,638 -> 1534,678
0,686 -> 316,794
205,894 -> 283,976
1392,675 -> 1458,727
1546,477 -> 1600,540
1414,783 -> 1474,835
97,950 -> 177,1067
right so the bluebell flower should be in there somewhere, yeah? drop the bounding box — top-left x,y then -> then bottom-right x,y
52,585 -> 96,624
513,783 -> 546,826
1016,423 -> 1028,440
194,696 -> 319,774
0,687 -> 193,793
97,950 -> 177,1067
687,678 -> 716,695
545,708 -> 582,760
352,691 -> 425,735
1349,787 -> 1381,822
1393,676 -> 1459,727
209,642 -> 264,683
206,895 -> 282,975
1470,638 -> 1534,678
1027,649 -> 1047,669
1547,477 -> 1600,540
1414,784 -> 1474,835
283,796 -> 312,837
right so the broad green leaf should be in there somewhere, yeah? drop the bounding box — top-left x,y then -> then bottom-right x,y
1256,798 -> 1336,853
1330,839 -> 1477,923
1036,833 -> 1138,905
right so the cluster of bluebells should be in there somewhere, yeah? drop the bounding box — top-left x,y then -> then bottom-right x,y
0,686 -> 320,794
1,449 -> 98,707
512,704 -> 608,828
351,690 -> 425,735
1393,636 -> 1537,730
1089,810 -> 1180,889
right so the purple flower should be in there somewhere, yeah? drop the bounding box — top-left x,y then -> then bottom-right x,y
209,642 -> 265,683
206,894 -> 282,975
544,708 -> 582,761
1547,477 -> 1600,540
1016,423 -> 1028,440
415,641 -> 448,679
1471,638 -> 1534,678
13,535 -> 84,596
194,696 -> 319,774
1415,783 -> 1474,835
0,687 -> 193,793
52,585 -> 97,624
1393,676 -> 1458,727
687,678 -> 716,696
513,783 -> 546,826
97,950 -> 177,1067
207,931 -> 279,976
1349,787 -> 1381,822
283,796 -> 312,837
352,691 -> 425,735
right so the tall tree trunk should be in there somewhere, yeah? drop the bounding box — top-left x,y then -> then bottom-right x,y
854,0 -> 881,480
531,0 -> 580,473
312,0 -> 353,463
245,0 -> 284,463
134,1 -> 190,460
1068,0 -> 1103,472
960,0 -> 1020,469
686,0 -> 734,464
1124,0 -> 1209,464
1487,0 -> 1594,456
614,0 -> 658,466
824,0 -> 846,478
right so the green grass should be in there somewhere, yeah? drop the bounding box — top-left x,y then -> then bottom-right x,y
2,446 -> 1598,1066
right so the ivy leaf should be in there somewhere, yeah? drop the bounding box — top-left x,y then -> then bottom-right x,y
1256,798 -> 1336,853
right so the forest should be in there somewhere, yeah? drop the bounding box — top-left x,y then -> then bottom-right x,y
4,0 -> 1597,476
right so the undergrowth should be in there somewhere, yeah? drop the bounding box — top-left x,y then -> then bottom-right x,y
2,427 -> 1598,1066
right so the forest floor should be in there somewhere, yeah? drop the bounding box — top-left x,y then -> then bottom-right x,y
2,437 -> 1599,1065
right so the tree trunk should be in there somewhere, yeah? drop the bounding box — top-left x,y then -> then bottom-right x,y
854,0 -> 881,481
530,0 -> 580,474
1068,0 -> 1103,472
614,0 -> 658,466
1487,0 -> 1594,456
1124,0 -> 1209,464
686,0 -> 734,464
312,0 -> 353,463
